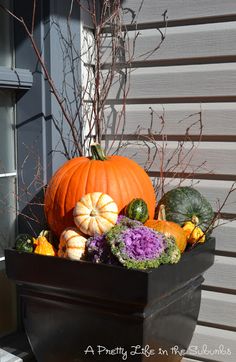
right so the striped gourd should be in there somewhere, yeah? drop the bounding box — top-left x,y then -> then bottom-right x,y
59,227 -> 87,260
73,192 -> 118,236
125,198 -> 149,223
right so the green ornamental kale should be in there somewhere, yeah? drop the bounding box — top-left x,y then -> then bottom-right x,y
158,236 -> 181,265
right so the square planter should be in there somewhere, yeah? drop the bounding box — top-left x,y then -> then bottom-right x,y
5,237 -> 215,362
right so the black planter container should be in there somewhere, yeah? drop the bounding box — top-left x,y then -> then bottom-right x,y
5,238 -> 215,362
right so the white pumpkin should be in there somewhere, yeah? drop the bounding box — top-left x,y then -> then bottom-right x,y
58,227 -> 87,260
73,192 -> 118,236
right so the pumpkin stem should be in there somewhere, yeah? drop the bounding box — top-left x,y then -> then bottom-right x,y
90,209 -> 98,217
91,144 -> 107,161
158,204 -> 166,221
191,215 -> 199,225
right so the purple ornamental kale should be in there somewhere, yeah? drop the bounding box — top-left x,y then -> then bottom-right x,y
106,223 -> 168,270
85,216 -> 181,269
122,227 -> 166,261
86,234 -> 119,265
117,214 -> 126,224
85,216 -> 140,265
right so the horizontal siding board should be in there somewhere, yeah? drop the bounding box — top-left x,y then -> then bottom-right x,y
182,359 -> 204,362
181,357 -> 203,362
203,256 -> 236,290
199,291 -> 236,328
122,0 -> 236,25
187,325 -> 236,361
213,220 -> 236,253
109,142 -> 236,176
107,63 -> 236,101
103,22 -> 236,64
104,103 -> 236,136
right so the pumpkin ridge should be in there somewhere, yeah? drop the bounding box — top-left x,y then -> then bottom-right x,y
95,192 -> 105,209
78,199 -> 90,210
121,160 -> 142,203
64,234 -> 82,242
94,159 -> 108,196
184,188 -> 206,223
65,160 -> 90,216
111,156 -> 133,212
61,161 -> 89,227
76,215 -> 90,228
47,158 -> 85,201
128,158 -> 146,194
105,158 -> 124,210
117,156 -> 155,218
99,210 -> 118,214
88,217 -> 95,235
73,213 -> 89,218
98,200 -> 115,210
88,192 -> 96,209
94,219 -> 103,234
99,214 -> 116,225
85,159 -> 96,195
45,161 -> 82,229
183,188 -> 197,220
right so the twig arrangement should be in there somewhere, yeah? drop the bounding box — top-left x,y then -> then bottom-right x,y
0,0 -> 235,237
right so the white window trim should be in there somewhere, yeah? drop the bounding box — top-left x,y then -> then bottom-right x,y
0,172 -> 17,178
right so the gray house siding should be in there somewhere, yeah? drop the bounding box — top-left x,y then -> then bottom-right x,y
105,1 -> 236,360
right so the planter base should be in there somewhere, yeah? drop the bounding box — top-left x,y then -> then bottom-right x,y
5,238 -> 215,362
21,276 -> 202,362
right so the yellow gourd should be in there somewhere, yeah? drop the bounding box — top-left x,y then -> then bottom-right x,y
34,236 -> 56,256
182,221 -> 205,245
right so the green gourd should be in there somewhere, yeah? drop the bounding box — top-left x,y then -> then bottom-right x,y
15,234 -> 34,253
156,187 -> 214,234
125,198 -> 149,223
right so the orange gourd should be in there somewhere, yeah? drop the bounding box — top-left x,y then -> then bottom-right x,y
34,236 -> 56,256
44,144 -> 156,237
145,205 -> 187,253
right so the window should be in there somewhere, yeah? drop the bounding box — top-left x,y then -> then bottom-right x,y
0,0 -> 16,263
0,0 -> 32,264
0,0 -> 75,338
0,0 -> 17,337
0,90 -> 16,259
0,0 -> 12,67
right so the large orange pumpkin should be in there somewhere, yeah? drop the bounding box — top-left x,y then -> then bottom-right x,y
44,144 -> 156,237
